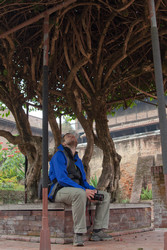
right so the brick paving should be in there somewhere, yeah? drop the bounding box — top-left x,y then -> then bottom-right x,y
0,229 -> 165,250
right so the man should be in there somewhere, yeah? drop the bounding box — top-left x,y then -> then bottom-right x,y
49,133 -> 112,246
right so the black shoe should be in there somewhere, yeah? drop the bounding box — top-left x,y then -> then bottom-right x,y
90,230 -> 112,241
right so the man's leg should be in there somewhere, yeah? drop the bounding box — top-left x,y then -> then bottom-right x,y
90,190 -> 112,241
55,187 -> 87,245
93,190 -> 110,229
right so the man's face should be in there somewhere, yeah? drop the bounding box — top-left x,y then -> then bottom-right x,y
63,133 -> 78,147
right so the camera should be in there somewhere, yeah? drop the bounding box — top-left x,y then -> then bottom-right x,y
91,192 -> 104,201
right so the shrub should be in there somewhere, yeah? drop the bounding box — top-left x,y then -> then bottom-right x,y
140,186 -> 152,200
121,198 -> 130,204
90,175 -> 98,188
0,142 -> 25,190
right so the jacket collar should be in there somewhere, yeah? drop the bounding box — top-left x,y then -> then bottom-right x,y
58,144 -> 78,159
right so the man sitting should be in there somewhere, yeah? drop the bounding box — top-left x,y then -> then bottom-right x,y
48,133 -> 112,246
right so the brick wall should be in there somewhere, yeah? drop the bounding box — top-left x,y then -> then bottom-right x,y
78,131 -> 162,200
114,133 -> 161,200
0,203 -> 151,243
151,166 -> 167,228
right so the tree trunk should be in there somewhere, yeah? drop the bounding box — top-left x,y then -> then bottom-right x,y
24,136 -> 42,201
48,105 -> 61,156
81,123 -> 94,181
94,107 -> 121,202
11,106 -> 43,201
66,90 -> 94,180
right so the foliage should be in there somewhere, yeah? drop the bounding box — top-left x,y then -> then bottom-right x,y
0,142 -> 25,190
120,198 -> 130,204
63,114 -> 76,122
140,186 -> 152,200
0,181 -> 24,191
0,143 -> 3,161
0,178 -> 15,190
0,102 -> 10,117
90,175 -> 98,188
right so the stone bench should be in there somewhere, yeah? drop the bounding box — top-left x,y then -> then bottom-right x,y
0,202 -> 152,243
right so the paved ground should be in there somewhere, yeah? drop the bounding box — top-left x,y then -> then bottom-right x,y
0,229 -> 165,250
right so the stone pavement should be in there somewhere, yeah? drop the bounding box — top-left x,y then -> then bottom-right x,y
0,229 -> 165,250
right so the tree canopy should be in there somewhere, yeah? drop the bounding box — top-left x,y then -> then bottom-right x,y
0,0 -> 167,200
0,1 -> 167,111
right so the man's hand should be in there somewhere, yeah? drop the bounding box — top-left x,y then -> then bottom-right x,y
86,189 -> 97,200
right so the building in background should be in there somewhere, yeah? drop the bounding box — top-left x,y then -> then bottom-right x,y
76,99 -> 161,143
0,99 -> 162,146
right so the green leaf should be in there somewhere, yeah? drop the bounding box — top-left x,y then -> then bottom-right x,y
5,110 -> 10,117
90,175 -> 98,188
3,69 -> 8,76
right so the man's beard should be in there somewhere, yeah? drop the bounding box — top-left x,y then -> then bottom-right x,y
66,140 -> 77,148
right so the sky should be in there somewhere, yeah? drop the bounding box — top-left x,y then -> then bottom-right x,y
29,109 -> 43,118
25,106 -> 76,129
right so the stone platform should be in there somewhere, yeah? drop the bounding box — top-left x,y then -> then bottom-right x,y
0,202 -> 152,243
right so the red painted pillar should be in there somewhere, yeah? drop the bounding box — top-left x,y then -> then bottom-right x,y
39,14 -> 51,250
164,175 -> 167,203
165,175 -> 167,250
40,188 -> 51,250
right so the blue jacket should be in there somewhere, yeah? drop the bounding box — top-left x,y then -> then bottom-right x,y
49,144 -> 95,193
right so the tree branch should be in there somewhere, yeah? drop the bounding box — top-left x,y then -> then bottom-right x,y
123,18 -> 142,54
65,56 -> 90,88
96,15 -> 114,67
0,130 -> 21,145
127,80 -> 157,99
